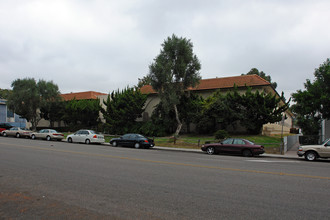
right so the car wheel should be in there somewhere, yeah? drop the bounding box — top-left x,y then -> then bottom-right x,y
16,133 -> 20,138
242,149 -> 252,157
68,137 -> 73,143
206,147 -> 215,155
31,134 -> 36,140
305,151 -> 317,161
112,141 -> 117,147
46,136 -> 51,141
85,139 -> 90,144
134,143 -> 140,149
3,132 -> 7,137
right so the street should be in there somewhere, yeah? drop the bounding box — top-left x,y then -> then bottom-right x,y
1,137 -> 330,219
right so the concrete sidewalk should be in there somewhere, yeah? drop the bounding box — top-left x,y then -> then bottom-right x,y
153,146 -> 299,159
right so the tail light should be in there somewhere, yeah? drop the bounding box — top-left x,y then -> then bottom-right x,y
144,140 -> 149,143
93,135 -> 97,138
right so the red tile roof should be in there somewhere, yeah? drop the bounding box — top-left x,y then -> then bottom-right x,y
140,74 -> 271,94
61,91 -> 107,101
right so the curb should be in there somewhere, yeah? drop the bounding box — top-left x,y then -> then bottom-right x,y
153,146 -> 299,160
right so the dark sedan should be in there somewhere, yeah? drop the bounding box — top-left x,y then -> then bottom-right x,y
201,138 -> 264,157
110,134 -> 154,149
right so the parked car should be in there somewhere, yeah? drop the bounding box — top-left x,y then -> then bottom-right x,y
110,134 -> 154,149
0,123 -> 13,134
1,127 -> 32,138
201,138 -> 265,157
67,130 -> 105,144
297,138 -> 330,161
31,129 -> 64,141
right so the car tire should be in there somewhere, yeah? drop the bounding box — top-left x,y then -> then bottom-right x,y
68,137 -> 73,143
112,141 -> 117,147
46,136 -> 51,141
16,133 -> 20,138
134,143 -> 140,149
31,134 -> 36,140
206,147 -> 215,155
242,149 -> 252,157
305,151 -> 317,161
85,139 -> 90,144
3,132 -> 7,137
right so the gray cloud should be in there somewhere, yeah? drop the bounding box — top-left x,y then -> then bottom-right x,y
0,0 -> 329,100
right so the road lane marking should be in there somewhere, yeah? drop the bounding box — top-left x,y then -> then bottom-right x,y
2,143 -> 330,180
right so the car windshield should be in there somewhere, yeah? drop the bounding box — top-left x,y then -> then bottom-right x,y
321,138 -> 330,145
244,139 -> 255,145
89,130 -> 97,134
49,130 -> 57,133
136,134 -> 145,138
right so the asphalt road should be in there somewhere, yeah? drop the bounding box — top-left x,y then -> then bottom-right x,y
1,137 -> 330,219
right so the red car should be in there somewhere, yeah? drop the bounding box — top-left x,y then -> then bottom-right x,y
201,138 -> 265,157
0,123 -> 13,134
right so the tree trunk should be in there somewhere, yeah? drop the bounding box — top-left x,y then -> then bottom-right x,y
173,104 -> 182,136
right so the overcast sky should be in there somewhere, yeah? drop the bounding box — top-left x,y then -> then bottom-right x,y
0,0 -> 329,100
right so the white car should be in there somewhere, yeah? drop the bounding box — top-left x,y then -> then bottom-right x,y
297,138 -> 330,161
67,130 -> 105,144
31,129 -> 64,141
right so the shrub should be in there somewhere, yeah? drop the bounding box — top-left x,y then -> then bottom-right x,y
214,129 -> 229,140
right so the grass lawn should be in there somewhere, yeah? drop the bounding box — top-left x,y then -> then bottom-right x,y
63,132 -> 284,154
153,134 -> 282,149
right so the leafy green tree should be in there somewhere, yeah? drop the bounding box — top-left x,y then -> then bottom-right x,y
40,100 -> 66,127
177,92 -> 204,133
102,87 -> 147,134
239,88 -> 289,134
62,99 -> 101,129
7,78 -> 60,130
137,75 -> 152,88
149,34 -> 201,136
196,89 -> 243,134
244,68 -> 277,89
314,59 -> 330,119
291,58 -> 330,135
151,101 -> 177,135
0,89 -> 12,99
151,92 -> 203,135
196,88 -> 289,135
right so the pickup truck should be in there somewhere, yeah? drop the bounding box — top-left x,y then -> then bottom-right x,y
297,138 -> 330,161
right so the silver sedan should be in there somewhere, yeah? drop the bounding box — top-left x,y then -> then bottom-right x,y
31,129 -> 64,141
1,127 -> 32,138
66,130 -> 105,144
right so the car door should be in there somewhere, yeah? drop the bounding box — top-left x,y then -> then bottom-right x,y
232,139 -> 246,154
8,127 -> 17,136
37,129 -> 46,139
72,130 -> 82,142
129,134 -> 138,147
80,130 -> 90,142
219,138 -> 234,153
319,139 -> 330,157
120,134 -> 131,146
